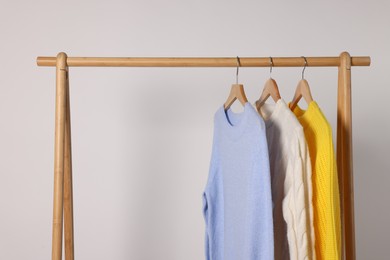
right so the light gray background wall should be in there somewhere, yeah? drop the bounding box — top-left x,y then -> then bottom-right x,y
0,1 -> 389,259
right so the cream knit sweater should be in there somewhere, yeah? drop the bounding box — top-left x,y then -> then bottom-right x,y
256,99 -> 315,260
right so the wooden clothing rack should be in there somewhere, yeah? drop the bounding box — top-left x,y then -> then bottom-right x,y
36,51 -> 371,260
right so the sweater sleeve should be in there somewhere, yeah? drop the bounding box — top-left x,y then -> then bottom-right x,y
282,155 -> 307,260
203,154 -> 217,260
202,114 -> 219,260
202,191 -> 210,260
202,162 -> 224,260
282,130 -> 315,260
299,131 -> 316,260
327,124 -> 342,259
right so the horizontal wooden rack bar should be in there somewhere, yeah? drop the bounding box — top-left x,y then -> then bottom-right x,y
36,56 -> 371,67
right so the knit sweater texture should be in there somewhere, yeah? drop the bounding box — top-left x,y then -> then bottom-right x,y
292,101 -> 341,260
203,102 -> 274,260
256,99 -> 315,260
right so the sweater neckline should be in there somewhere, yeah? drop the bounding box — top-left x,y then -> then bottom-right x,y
291,101 -> 318,128
256,99 -> 285,129
218,102 -> 251,140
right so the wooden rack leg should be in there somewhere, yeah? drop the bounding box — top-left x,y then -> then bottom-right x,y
63,66 -> 75,260
337,51 -> 355,260
52,52 -> 68,260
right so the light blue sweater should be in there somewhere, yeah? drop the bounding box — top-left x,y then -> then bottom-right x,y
202,102 -> 274,260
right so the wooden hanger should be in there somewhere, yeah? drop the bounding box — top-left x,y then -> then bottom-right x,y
255,57 -> 281,110
224,84 -> 248,110
289,57 -> 313,111
224,57 -> 248,110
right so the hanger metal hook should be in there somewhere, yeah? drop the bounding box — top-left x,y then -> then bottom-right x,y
269,57 -> 274,78
301,56 -> 308,79
236,56 -> 241,84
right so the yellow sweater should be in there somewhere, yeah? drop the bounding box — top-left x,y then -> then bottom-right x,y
292,101 -> 341,260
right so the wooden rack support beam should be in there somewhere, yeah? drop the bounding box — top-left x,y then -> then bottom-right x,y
52,53 -> 67,260
338,52 -> 355,260
41,52 -> 370,260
